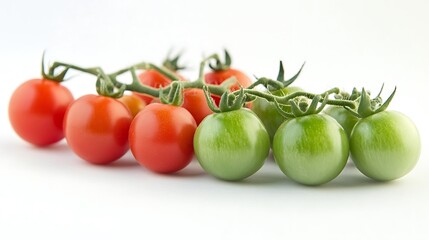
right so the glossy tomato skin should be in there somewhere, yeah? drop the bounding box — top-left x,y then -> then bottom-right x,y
118,94 -> 146,118
182,88 -> 213,125
194,109 -> 270,181
324,106 -> 360,139
129,103 -> 197,173
64,95 -> 132,164
350,111 -> 420,181
205,68 -> 252,105
273,114 -> 349,185
251,86 -> 302,144
9,79 -> 74,146
135,70 -> 185,104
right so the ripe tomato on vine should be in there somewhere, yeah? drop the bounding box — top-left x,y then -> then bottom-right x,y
9,79 -> 74,146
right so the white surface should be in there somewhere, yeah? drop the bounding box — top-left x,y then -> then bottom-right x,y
1,0 -> 428,239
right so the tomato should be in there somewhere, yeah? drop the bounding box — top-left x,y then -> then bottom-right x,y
8,79 -> 74,146
251,86 -> 303,143
64,95 -> 132,164
129,103 -> 197,173
182,88 -> 213,125
273,114 -> 349,185
350,111 -> 420,181
205,69 -> 252,105
324,106 -> 360,139
194,108 -> 270,181
118,94 -> 146,118
134,70 -> 185,104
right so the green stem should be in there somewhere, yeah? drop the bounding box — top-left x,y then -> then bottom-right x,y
50,61 -> 100,75
197,54 -> 221,83
46,57 -> 358,110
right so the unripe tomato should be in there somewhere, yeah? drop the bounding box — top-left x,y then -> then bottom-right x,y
194,109 -> 270,181
350,111 -> 420,181
273,114 -> 349,185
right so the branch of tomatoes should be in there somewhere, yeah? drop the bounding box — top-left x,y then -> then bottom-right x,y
9,50 -> 421,184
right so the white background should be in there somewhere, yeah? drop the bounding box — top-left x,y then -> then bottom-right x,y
1,0 -> 428,239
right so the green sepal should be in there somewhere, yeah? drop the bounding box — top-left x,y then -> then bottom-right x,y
287,95 -> 328,118
374,86 -> 396,113
96,73 -> 126,98
162,50 -> 186,72
217,87 -> 246,112
344,86 -> 396,118
158,82 -> 184,106
290,98 -> 307,117
267,61 -> 305,91
276,61 -> 285,81
41,51 -> 69,83
209,49 -> 232,71
272,97 -> 294,118
202,86 -> 221,113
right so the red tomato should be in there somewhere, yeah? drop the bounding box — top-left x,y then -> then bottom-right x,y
205,68 -> 252,105
118,94 -> 146,118
134,70 -> 185,104
129,103 -> 197,173
8,79 -> 74,146
64,95 -> 132,164
182,88 -> 213,125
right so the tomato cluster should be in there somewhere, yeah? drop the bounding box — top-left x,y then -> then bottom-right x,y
8,51 -> 421,185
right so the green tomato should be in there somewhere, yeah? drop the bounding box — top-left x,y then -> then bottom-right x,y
194,108 -> 270,181
251,86 -> 302,144
273,114 -> 349,185
324,106 -> 360,139
350,111 -> 420,181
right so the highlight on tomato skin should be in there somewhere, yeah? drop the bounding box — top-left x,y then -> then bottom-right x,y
63,95 -> 133,165
129,103 -> 197,174
8,79 -> 74,147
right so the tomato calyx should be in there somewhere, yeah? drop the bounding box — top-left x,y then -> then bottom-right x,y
273,94 -> 328,118
244,61 -> 305,94
345,85 -> 397,118
268,61 -> 305,91
208,49 -> 232,71
159,81 -> 184,106
162,50 -> 186,72
96,73 -> 127,98
41,52 -> 70,83
333,87 -> 362,101
203,86 -> 246,113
